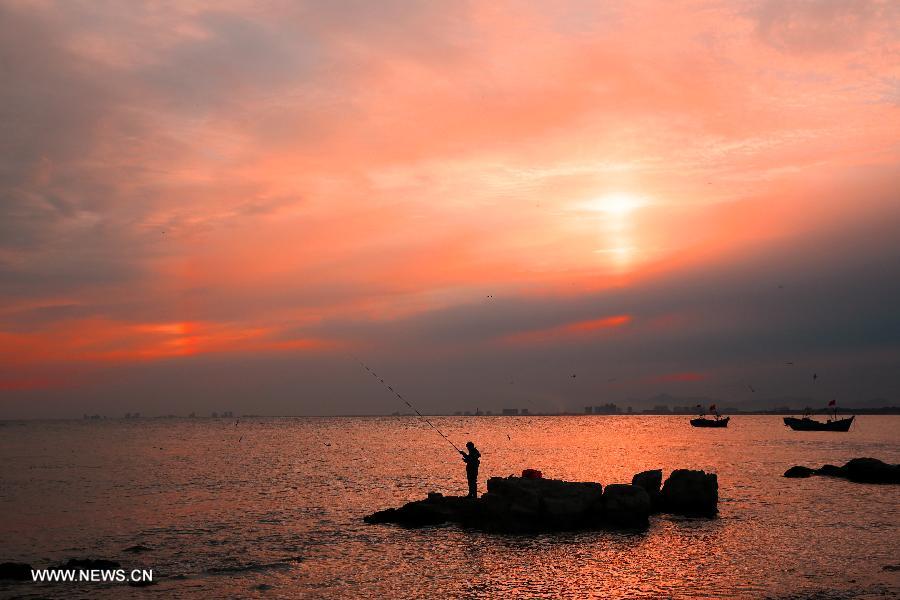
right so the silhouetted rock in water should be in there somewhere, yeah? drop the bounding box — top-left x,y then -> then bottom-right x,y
60,558 -> 121,570
661,469 -> 718,516
123,544 -> 151,553
785,458 -> 900,485
843,458 -> 900,483
816,464 -> 846,477
481,476 -> 604,531
364,493 -> 481,528
0,562 -> 32,580
601,484 -> 651,527
631,469 -> 663,510
365,470 -> 716,533
783,466 -> 815,478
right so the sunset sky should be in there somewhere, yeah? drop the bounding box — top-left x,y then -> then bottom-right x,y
2,0 -> 899,417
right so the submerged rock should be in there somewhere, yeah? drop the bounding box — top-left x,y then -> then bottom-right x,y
785,458 -> 899,485
783,466 -> 815,478
366,469 -> 717,533
0,562 -> 32,581
661,469 -> 718,516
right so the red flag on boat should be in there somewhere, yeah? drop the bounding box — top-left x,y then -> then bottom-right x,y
828,399 -> 836,406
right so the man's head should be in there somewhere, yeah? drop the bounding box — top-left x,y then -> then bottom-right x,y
466,441 -> 475,449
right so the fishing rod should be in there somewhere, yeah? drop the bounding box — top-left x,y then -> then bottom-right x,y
353,357 -> 462,454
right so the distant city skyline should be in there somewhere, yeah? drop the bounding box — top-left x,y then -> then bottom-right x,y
54,393 -> 900,421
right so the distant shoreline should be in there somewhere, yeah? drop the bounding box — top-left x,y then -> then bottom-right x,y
3,408 -> 900,421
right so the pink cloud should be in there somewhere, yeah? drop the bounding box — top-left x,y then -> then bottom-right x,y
651,372 -> 708,383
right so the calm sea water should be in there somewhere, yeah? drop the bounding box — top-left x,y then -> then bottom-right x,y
1,416 -> 898,599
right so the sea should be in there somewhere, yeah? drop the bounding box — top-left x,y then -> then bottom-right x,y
1,415 -> 898,599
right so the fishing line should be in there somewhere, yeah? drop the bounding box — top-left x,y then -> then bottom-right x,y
353,356 -> 461,453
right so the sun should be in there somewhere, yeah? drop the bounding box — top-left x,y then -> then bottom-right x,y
584,192 -> 646,216
571,192 -> 649,271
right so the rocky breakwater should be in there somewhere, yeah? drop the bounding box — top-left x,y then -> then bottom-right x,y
364,469 -> 718,533
784,457 -> 900,484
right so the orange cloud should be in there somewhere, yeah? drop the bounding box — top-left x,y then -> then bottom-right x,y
500,315 -> 632,345
0,319 -> 339,366
1,0 -> 898,409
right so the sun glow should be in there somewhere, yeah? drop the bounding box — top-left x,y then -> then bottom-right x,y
581,193 -> 647,216
572,193 -> 649,271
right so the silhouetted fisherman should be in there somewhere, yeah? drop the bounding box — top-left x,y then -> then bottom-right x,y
460,441 -> 481,498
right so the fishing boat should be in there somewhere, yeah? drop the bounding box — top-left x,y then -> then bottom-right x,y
691,403 -> 728,428
690,416 -> 729,428
783,415 -> 854,432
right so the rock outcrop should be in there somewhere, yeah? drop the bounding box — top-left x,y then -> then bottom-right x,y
601,484 -> 651,527
843,458 -> 900,483
631,469 -> 663,510
783,458 -> 900,484
365,469 -> 717,533
816,464 -> 845,477
364,494 -> 479,528
660,469 -> 718,516
480,477 -> 604,532
783,465 -> 815,478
